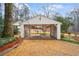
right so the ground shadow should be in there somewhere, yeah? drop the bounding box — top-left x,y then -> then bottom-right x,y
24,36 -> 57,40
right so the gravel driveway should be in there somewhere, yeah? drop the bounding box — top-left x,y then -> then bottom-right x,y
4,37 -> 79,56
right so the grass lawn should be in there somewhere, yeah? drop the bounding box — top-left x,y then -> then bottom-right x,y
61,37 -> 79,45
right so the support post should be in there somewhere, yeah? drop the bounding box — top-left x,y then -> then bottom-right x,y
50,25 -> 52,37
20,24 -> 24,38
57,24 -> 61,39
29,25 -> 30,36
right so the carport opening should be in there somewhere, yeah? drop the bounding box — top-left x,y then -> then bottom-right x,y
24,24 -> 57,39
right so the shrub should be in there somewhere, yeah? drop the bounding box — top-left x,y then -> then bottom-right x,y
0,34 -> 1,38
0,37 -> 16,47
4,37 -> 16,42
14,27 -> 19,35
0,40 -> 8,47
61,34 -> 64,38
1,34 -> 11,38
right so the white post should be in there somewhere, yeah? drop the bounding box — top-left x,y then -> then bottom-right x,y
57,24 -> 61,39
20,24 -> 24,38
50,25 -> 52,37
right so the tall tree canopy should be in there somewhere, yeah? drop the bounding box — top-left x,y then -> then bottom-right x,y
55,16 -> 73,33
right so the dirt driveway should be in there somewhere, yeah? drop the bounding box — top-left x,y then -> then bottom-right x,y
4,37 -> 79,56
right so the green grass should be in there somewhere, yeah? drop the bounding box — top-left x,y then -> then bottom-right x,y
61,37 -> 79,45
0,37 -> 16,47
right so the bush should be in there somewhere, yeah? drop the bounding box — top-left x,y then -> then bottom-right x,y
0,40 -> 8,47
5,37 -> 16,41
0,34 -> 1,38
14,27 -> 19,35
4,37 -> 16,43
0,37 -> 16,47
61,34 -> 64,38
1,34 -> 11,38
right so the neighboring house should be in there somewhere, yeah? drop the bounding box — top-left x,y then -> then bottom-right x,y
13,15 -> 62,39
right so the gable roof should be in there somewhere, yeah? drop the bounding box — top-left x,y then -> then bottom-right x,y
22,15 -> 62,25
13,15 -> 62,26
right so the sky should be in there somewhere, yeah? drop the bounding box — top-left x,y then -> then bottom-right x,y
1,3 -> 79,17
26,3 -> 79,16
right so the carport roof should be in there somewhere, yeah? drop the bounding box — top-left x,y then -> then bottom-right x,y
22,15 -> 62,25
14,15 -> 62,26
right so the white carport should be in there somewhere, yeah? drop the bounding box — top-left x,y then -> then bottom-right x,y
14,15 -> 62,39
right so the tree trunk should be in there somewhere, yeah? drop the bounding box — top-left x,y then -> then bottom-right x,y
2,3 -> 14,37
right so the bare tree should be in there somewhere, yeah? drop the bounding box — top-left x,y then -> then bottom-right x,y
13,4 -> 19,22
18,4 -> 29,21
68,8 -> 79,32
23,4 -> 29,20
40,5 -> 51,17
37,5 -> 61,19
